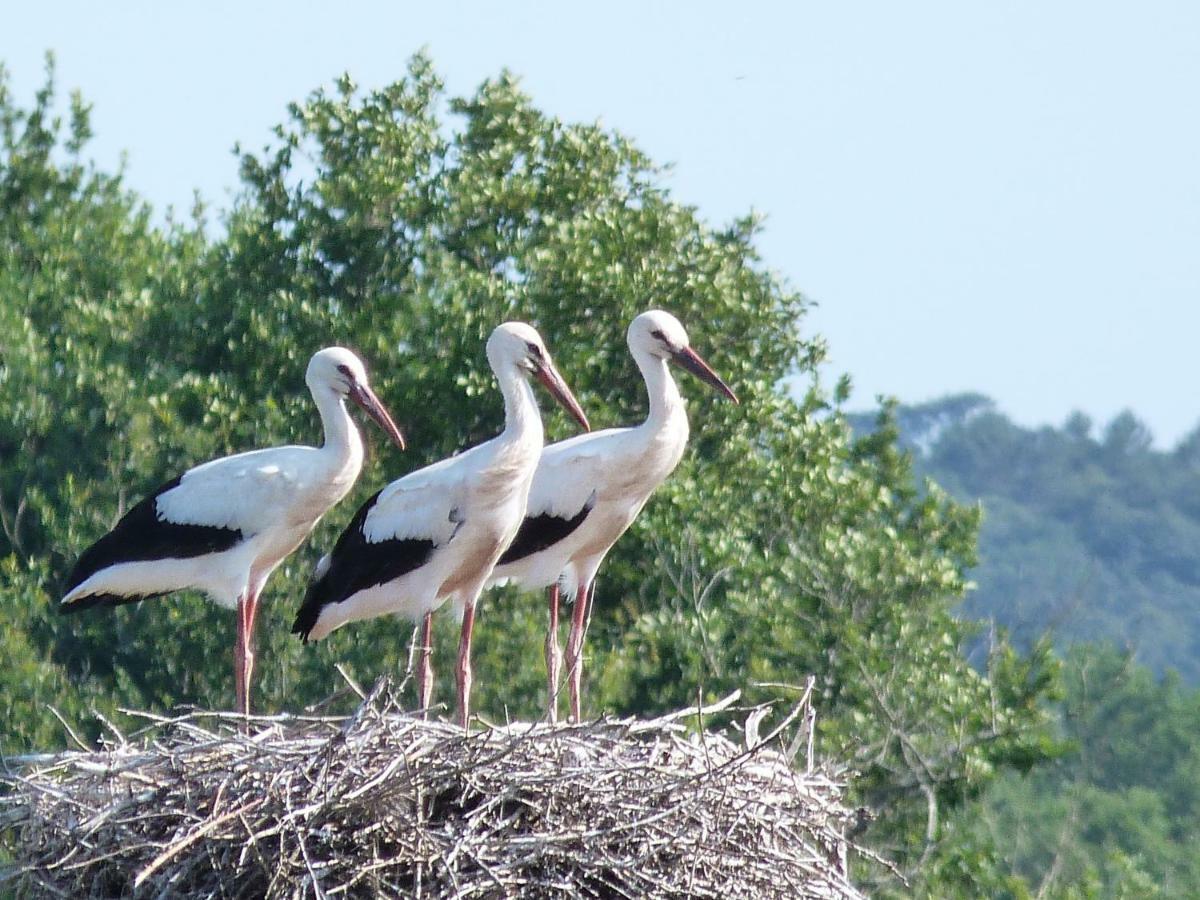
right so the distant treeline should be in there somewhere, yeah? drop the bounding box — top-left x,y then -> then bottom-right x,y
853,395 -> 1200,895
852,394 -> 1200,681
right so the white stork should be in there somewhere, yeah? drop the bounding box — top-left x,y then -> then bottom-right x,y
489,310 -> 738,723
60,347 -> 406,716
293,323 -> 589,728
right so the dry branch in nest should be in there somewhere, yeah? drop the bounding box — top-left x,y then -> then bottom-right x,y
1,681 -> 865,899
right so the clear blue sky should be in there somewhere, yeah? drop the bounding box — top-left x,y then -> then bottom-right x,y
5,2 -> 1198,446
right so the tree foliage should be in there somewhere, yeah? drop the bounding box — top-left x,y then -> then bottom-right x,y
0,57 -> 1059,894
851,396 -> 1200,896
858,394 -> 1200,681
965,643 -> 1200,898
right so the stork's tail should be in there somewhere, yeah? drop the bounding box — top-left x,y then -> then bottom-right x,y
59,588 -> 164,613
292,563 -> 332,644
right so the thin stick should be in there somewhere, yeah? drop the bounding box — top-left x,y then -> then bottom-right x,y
334,664 -> 367,701
133,799 -> 263,888
47,707 -> 90,753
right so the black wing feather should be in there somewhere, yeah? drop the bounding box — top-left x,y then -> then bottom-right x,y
497,491 -> 597,566
292,489 -> 437,642
60,475 -> 244,612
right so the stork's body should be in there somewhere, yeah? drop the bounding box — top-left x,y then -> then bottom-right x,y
294,323 -> 589,728
490,311 -> 737,722
60,348 -> 405,716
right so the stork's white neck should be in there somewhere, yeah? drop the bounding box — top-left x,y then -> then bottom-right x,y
633,347 -> 684,427
498,366 -> 544,446
312,385 -> 364,468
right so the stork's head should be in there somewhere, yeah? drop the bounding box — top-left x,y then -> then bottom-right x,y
487,323 -> 590,432
307,347 -> 407,449
628,310 -> 739,403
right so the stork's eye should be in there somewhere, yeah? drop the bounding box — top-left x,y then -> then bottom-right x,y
335,363 -> 357,391
525,341 -> 544,360
650,328 -> 675,352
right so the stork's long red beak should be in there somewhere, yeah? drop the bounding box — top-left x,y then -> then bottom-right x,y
672,346 -> 739,404
535,361 -> 591,432
350,382 -> 407,450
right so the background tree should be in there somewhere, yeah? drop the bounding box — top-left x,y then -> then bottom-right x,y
0,56 -> 1059,895
853,394 -> 1200,681
964,643 -> 1200,897
0,57 -> 211,746
849,396 -> 1200,896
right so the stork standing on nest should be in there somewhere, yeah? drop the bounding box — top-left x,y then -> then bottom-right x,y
489,311 -> 738,723
293,323 -> 589,728
60,348 -> 406,716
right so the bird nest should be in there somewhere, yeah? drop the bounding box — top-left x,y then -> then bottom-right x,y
0,682 -> 866,899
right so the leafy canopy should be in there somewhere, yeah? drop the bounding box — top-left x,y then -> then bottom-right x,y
0,55 -> 1057,895
860,394 -> 1200,682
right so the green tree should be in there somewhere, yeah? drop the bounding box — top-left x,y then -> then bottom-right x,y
0,57 -> 1058,895
866,394 -> 1200,681
966,643 -> 1200,898
0,57 -> 212,746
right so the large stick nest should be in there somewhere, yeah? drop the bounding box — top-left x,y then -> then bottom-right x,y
1,682 -> 865,898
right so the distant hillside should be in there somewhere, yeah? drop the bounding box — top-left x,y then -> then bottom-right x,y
850,395 -> 1200,681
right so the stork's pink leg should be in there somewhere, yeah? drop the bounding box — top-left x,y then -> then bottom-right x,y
417,611 -> 434,718
235,587 -> 261,719
245,589 -> 261,715
456,600 -> 477,729
545,583 -> 562,724
583,579 -> 597,639
565,580 -> 592,723
233,594 -> 247,717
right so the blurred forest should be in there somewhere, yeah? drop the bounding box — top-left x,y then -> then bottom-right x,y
0,54 -> 1191,896
850,396 -> 1200,896
850,394 -> 1200,680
